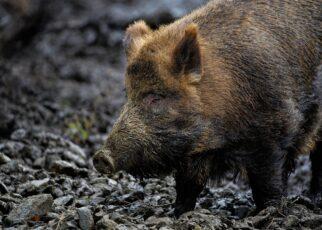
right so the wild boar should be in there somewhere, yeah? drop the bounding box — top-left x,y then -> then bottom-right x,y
93,0 -> 322,217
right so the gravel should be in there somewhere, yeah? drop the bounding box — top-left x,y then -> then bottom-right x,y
0,0 -> 321,229
4,194 -> 53,226
77,207 -> 95,230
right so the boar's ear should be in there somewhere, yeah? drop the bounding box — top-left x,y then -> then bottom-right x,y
124,20 -> 152,56
172,23 -> 201,82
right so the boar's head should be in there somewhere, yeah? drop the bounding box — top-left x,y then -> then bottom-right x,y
93,21 -> 225,177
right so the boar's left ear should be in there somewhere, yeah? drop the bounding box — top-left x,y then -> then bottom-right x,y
124,20 -> 152,56
172,23 -> 201,82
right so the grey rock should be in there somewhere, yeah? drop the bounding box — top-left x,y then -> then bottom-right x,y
0,160 -> 24,173
33,156 -> 46,168
52,187 -> 64,197
0,152 -> 11,165
17,178 -> 50,195
175,210 -> 228,230
301,214 -> 322,228
63,150 -> 86,167
90,196 -> 105,206
0,181 -> 9,194
0,141 -> 25,158
53,209 -> 78,229
0,194 -> 22,203
284,215 -> 300,228
5,194 -> 53,226
50,160 -> 88,177
159,227 -> 175,230
47,212 -> 60,220
145,216 -> 173,228
96,215 -> 118,230
53,195 -> 74,206
31,178 -> 50,188
77,207 -> 94,230
10,128 -> 27,141
76,198 -> 90,207
67,141 -> 87,159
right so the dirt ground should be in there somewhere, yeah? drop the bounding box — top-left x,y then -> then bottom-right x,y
0,0 -> 321,229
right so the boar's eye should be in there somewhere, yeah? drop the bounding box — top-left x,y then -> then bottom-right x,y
143,93 -> 163,106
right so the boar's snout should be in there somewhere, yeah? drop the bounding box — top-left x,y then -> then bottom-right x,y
93,149 -> 115,175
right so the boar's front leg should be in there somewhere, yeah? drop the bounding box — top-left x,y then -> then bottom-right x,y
174,159 -> 208,217
246,150 -> 285,210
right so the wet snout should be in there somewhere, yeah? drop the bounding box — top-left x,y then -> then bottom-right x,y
93,149 -> 115,175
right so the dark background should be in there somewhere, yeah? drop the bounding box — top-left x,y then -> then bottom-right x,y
0,0 -> 320,229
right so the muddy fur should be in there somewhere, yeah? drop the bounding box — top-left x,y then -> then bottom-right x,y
93,0 -> 322,217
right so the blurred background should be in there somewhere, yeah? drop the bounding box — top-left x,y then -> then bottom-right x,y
0,0 -> 207,149
0,0 -> 317,229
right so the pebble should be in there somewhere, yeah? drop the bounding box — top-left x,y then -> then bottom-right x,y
5,194 -> 53,226
96,215 -> 118,230
53,195 -> 74,206
50,160 -> 88,177
284,215 -> 300,228
16,178 -> 50,195
77,207 -> 94,230
0,152 -> 11,165
63,150 -> 86,167
145,216 -> 174,228
10,129 -> 27,141
1,1 -> 321,229
0,181 -> 9,194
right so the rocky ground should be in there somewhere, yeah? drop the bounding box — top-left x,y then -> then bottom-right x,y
0,0 -> 321,229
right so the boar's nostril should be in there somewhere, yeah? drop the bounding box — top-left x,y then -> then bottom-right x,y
93,149 -> 115,175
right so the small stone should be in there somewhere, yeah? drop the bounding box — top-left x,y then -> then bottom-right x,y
68,141 -> 87,159
0,160 -> 23,173
301,214 -> 322,228
0,152 -> 11,165
10,128 -> 27,141
5,194 -> 53,226
90,196 -> 105,206
31,178 -> 50,188
145,216 -> 173,228
33,156 -> 46,168
96,215 -> 118,230
50,160 -> 88,177
284,215 -> 300,228
47,212 -> 60,220
53,195 -> 74,206
77,207 -> 94,230
159,227 -> 175,230
0,181 -> 9,194
63,150 -> 86,167
0,194 -> 22,203
17,178 -> 50,195
76,198 -> 90,207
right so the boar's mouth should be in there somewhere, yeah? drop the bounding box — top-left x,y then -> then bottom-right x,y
123,155 -> 176,178
113,137 -> 193,178
108,147 -> 177,178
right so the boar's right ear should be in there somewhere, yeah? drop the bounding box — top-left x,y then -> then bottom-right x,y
124,20 -> 152,56
172,23 -> 201,81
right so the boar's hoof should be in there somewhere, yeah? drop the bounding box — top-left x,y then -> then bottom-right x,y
173,205 -> 194,218
93,149 -> 115,175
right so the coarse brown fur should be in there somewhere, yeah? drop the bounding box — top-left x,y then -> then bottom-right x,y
93,0 -> 322,217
